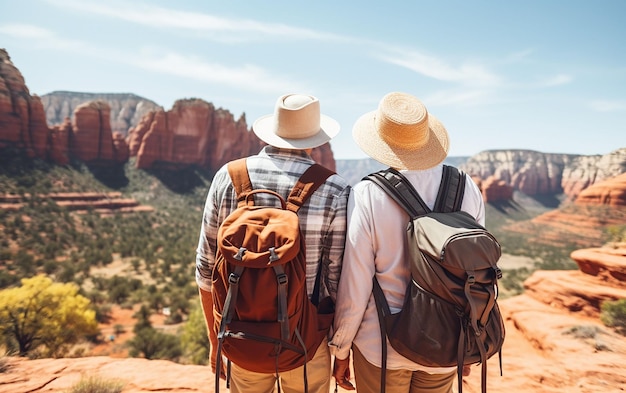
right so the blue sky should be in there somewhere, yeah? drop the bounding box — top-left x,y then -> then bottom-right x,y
1,0 -> 625,159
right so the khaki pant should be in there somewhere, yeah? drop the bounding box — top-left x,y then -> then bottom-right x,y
352,345 -> 456,393
229,338 -> 331,393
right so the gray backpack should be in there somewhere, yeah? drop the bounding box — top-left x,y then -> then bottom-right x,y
365,166 -> 504,393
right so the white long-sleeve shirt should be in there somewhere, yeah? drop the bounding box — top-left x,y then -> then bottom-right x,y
330,164 -> 485,373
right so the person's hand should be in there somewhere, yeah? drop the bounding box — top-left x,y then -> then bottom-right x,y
333,356 -> 355,390
462,365 -> 471,376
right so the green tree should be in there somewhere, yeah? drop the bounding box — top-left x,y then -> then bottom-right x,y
0,275 -> 99,357
127,327 -> 182,360
180,302 -> 209,365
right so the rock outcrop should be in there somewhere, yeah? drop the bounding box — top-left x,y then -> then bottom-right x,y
474,175 -> 514,202
128,99 -> 336,172
1,245 -> 625,393
70,101 -> 128,164
460,149 -> 578,195
562,148 -> 626,199
0,192 -> 153,215
575,172 -> 626,207
0,48 -> 337,172
524,245 -> 626,317
128,99 -> 262,170
460,148 -> 626,199
0,48 -> 50,160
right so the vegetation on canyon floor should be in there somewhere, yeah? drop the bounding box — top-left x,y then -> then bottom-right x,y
0,147 -> 624,362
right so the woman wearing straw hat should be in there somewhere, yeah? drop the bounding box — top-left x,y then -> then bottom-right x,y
330,92 -> 484,393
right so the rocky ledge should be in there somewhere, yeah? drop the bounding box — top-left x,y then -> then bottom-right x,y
1,245 -> 625,392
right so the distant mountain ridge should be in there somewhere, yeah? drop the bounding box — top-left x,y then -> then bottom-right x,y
40,91 -> 161,135
336,156 -> 469,186
337,148 -> 626,202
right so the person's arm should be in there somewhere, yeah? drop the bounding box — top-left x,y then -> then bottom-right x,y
324,185 -> 350,302
198,287 -> 225,379
330,184 -> 375,388
195,167 -> 229,378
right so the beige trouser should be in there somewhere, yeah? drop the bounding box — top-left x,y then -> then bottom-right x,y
229,337 -> 331,393
353,345 -> 457,393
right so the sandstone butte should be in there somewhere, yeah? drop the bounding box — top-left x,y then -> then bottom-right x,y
0,48 -> 336,173
0,244 -> 624,393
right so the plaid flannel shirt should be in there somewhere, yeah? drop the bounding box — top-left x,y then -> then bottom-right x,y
195,146 -> 350,302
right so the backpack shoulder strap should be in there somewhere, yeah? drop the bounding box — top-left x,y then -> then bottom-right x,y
286,164 -> 335,213
227,158 -> 253,206
364,168 -> 430,217
434,165 -> 466,212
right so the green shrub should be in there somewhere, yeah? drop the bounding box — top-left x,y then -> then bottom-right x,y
67,375 -> 125,393
600,298 -> 626,335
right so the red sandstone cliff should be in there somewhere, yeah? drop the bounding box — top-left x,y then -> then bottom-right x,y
575,172 -> 626,207
127,98 -> 336,172
0,48 -> 50,160
0,49 -> 337,172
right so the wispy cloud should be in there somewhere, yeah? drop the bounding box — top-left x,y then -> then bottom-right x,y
540,74 -> 573,87
425,89 -> 492,107
0,23 -> 86,50
375,47 -> 502,88
505,49 -> 535,63
590,99 -> 626,112
0,22 -> 307,94
129,49 -> 307,93
43,0 -> 344,43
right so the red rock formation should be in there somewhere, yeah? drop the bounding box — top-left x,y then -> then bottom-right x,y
0,48 -> 50,159
0,192 -> 153,215
112,132 -> 130,163
71,101 -> 116,162
129,99 -> 257,170
524,245 -> 626,317
481,175 -> 514,202
129,99 -> 335,171
0,49 -> 337,171
49,118 -> 71,165
575,172 -> 626,207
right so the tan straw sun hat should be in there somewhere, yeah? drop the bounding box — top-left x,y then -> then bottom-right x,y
253,93 -> 340,149
352,92 -> 449,170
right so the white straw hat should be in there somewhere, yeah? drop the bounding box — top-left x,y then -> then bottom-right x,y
253,93 -> 340,149
352,92 -> 449,170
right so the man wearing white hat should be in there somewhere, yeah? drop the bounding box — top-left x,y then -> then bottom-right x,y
331,92 -> 484,393
196,93 -> 350,393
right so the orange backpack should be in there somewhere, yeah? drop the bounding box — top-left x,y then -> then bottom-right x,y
212,158 -> 335,392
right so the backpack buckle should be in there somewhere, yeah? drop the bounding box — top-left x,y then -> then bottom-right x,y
277,273 -> 288,285
467,274 -> 475,285
234,247 -> 247,261
494,267 -> 503,279
269,247 -> 279,262
228,272 -> 241,285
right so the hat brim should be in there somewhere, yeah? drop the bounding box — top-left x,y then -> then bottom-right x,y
253,114 -> 340,149
352,110 -> 450,170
